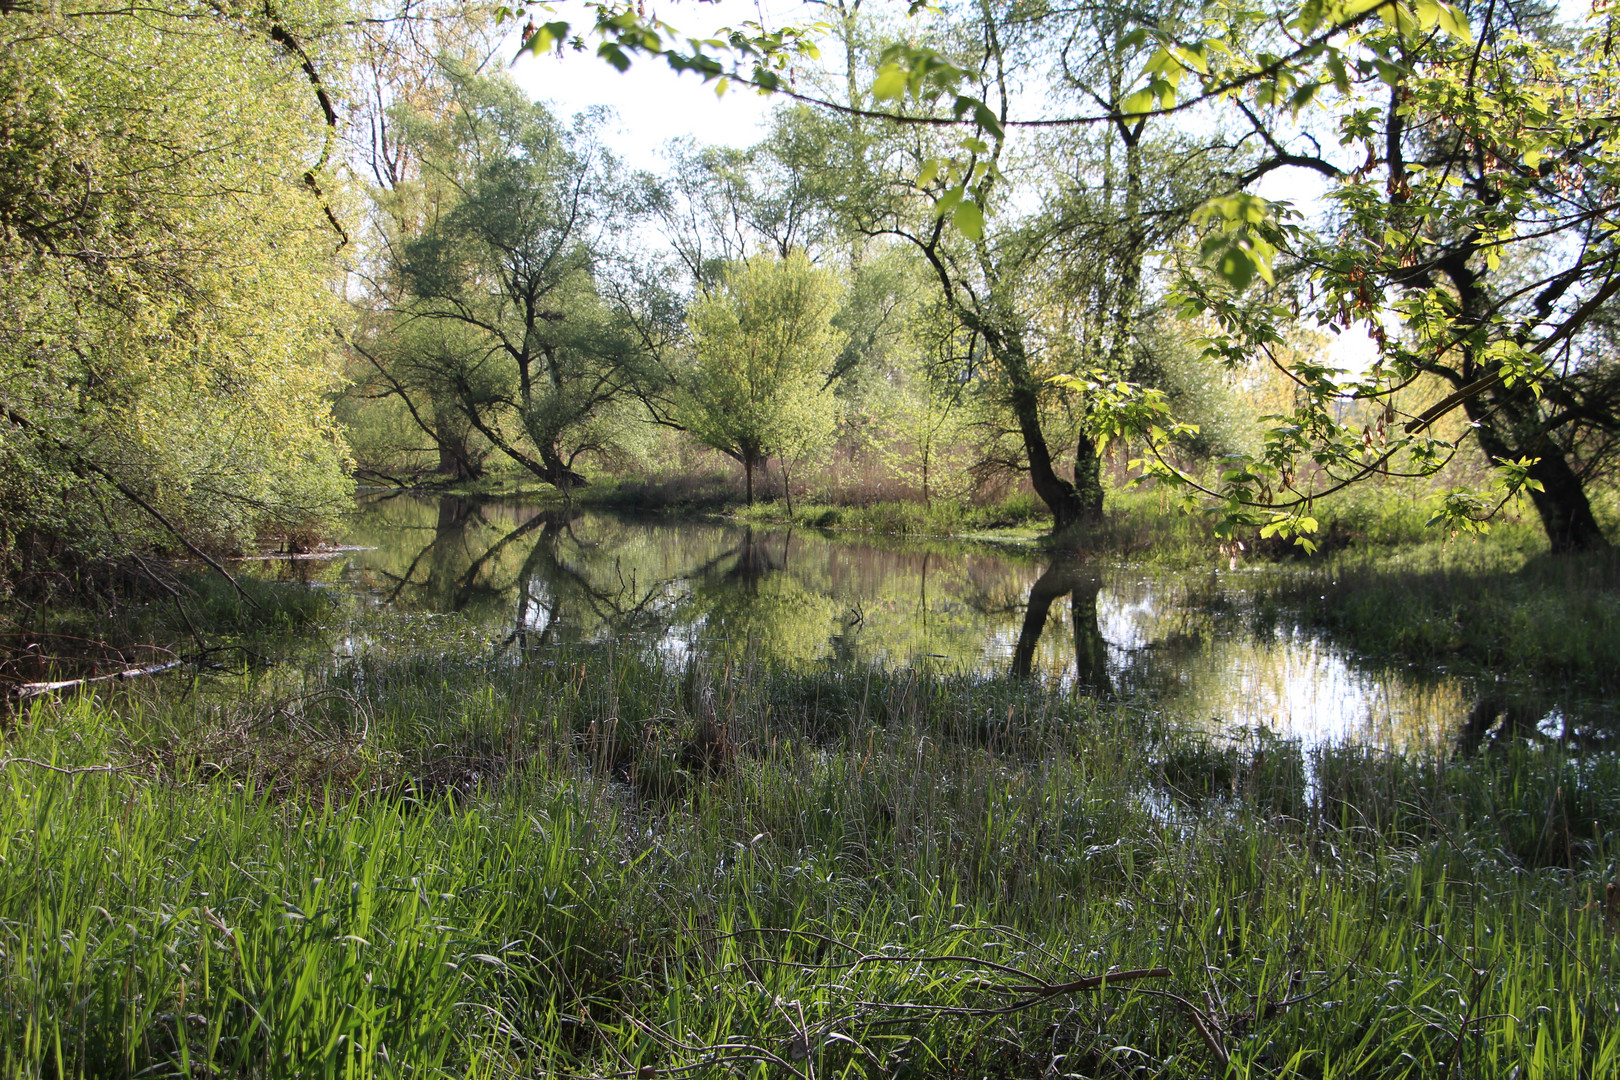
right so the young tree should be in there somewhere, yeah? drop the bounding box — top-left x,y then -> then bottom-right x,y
682,253 -> 846,505
887,301 -> 978,508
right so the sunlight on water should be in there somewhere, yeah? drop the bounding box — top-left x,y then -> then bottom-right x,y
326,496 -> 1512,750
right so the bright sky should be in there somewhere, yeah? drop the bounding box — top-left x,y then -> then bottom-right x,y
508,0 -> 824,171
505,0 -> 1602,373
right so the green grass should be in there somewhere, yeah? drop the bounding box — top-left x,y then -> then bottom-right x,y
3,642 -> 1618,1078
1249,543 -> 1620,698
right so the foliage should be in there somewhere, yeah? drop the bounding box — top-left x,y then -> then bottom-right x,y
681,253 -> 846,505
359,68 -> 661,492
1143,1 -> 1620,553
0,2 -> 355,588
3,643 -> 1619,1076
523,0 -> 1620,550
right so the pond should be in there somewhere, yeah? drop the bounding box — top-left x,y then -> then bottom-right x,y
317,494 -> 1613,750
261,492 -> 1587,753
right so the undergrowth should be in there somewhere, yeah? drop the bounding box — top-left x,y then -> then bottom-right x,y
2,643 -> 1617,1078
1251,544 -> 1620,697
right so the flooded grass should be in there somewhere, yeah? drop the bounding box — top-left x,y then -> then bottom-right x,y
1251,545 -> 1620,703
3,647 -> 1618,1078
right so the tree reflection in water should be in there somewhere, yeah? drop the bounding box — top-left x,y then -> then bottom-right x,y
1008,559 -> 1111,693
338,494 -> 1596,748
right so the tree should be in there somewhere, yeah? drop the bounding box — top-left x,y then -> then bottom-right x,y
780,0 -> 1620,552
786,0 -> 1236,529
682,253 -> 845,505
379,70 -> 654,493
886,299 -> 978,508
1125,1 -> 1620,552
0,2 -> 353,591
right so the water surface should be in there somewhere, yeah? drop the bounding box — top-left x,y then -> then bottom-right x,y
315,494 -> 1585,751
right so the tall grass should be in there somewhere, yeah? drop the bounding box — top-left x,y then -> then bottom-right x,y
2,643 -> 1617,1078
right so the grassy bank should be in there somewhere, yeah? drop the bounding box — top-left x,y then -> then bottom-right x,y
1248,543 -> 1620,704
3,637 -> 1618,1078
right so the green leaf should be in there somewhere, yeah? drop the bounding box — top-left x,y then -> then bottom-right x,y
1434,2 -> 1471,40
952,200 -> 984,240
1121,88 -> 1155,115
597,42 -> 631,72
971,102 -> 1005,141
518,20 -> 571,56
1215,244 -> 1258,290
872,64 -> 908,101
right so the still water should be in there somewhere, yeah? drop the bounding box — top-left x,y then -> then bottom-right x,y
297,494 -> 1523,751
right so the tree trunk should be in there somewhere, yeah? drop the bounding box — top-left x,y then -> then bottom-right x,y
1466,393 -> 1607,553
436,432 -> 481,481
1442,258 -> 1607,554
1073,433 -> 1105,520
1009,380 -> 1087,529
433,406 -> 482,481
744,456 -> 755,506
782,459 -> 795,518
993,326 -> 1096,531
1523,451 -> 1607,553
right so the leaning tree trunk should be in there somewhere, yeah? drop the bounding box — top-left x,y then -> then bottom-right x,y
1004,361 -> 1091,531
937,267 -> 1097,532
1467,390 -> 1608,553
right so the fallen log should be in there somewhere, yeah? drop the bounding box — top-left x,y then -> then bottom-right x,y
10,660 -> 184,700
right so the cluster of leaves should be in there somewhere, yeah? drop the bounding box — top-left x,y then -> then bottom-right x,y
0,2 -> 355,589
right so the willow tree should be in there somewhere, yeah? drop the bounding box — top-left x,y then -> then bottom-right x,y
763,0 -> 1233,530
682,253 -> 845,506
0,2 -> 353,590
1184,1 -> 1620,552
379,71 -> 654,493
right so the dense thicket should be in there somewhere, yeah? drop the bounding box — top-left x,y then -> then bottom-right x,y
0,3 -> 354,594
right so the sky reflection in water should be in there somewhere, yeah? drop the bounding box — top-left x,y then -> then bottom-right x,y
331,495 -> 1490,750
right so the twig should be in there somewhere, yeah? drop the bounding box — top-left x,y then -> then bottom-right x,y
0,757 -> 136,776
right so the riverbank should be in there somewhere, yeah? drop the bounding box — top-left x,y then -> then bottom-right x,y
372,469 -> 1593,567
4,648 -> 1618,1077
6,490 -> 1620,1077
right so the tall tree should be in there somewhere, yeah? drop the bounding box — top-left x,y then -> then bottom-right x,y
805,0 -> 1233,529
381,71 -> 653,492
1151,1 -> 1620,551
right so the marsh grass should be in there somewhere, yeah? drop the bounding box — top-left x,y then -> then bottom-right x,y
2,640 -> 1618,1079
1250,544 -> 1620,700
